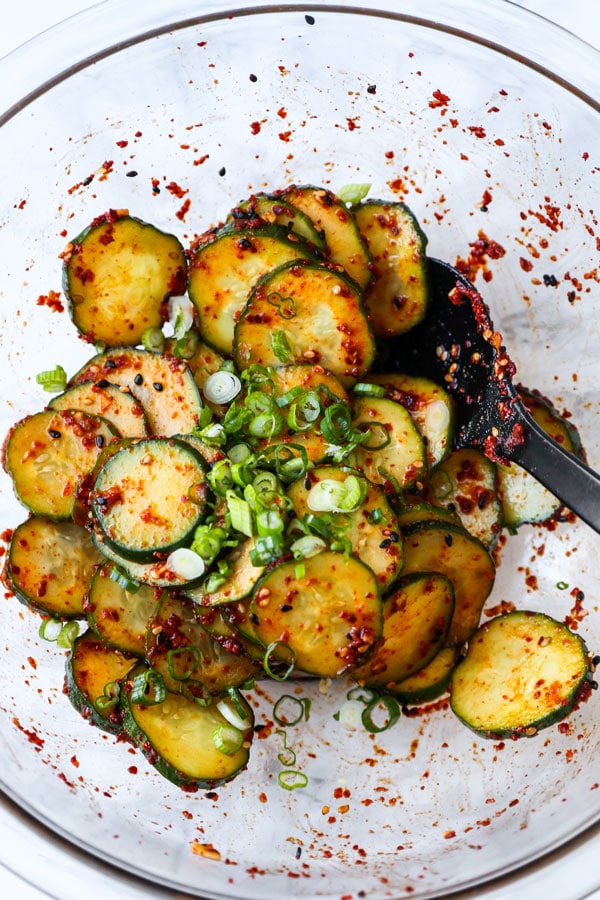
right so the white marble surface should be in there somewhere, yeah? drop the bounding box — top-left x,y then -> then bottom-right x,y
0,2 -> 598,899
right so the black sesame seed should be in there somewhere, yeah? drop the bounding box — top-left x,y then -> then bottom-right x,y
249,613 -> 259,625
134,373 -> 143,385
295,846 -> 302,859
152,184 -> 160,194
105,359 -> 117,369
153,382 -> 164,392
205,791 -> 218,800
48,429 -> 61,439
444,533 -> 453,546
305,14 -> 315,24
249,73 -> 258,82
379,538 -> 392,548
95,435 -> 105,448
576,589 -> 585,602
280,604 -> 293,612
96,379 -> 110,388
543,273 -> 557,286
389,531 -> 400,542
218,166 -> 226,177
367,84 -> 376,94
126,170 -> 138,178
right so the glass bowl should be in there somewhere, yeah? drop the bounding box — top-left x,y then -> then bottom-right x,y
0,1 -> 598,898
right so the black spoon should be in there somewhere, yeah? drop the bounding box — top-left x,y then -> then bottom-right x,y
381,257 -> 600,535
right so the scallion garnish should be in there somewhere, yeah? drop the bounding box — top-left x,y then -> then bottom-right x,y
556,581 -> 569,590
131,668 -> 167,706
273,694 -> 307,726
263,640 -> 296,681
271,330 -> 292,362
361,694 -> 401,733
226,490 -> 254,537
212,723 -> 244,756
166,547 -> 206,580
306,474 -> 366,513
217,690 -> 251,731
38,618 -> 63,642
96,680 -> 121,712
278,769 -> 309,791
172,329 -> 200,359
36,364 -> 67,393
267,291 -> 296,319
337,182 -> 371,205
166,646 -> 201,681
169,296 -> 195,338
203,370 -> 242,405
56,621 -> 80,649
352,382 -> 386,398
141,326 -> 165,353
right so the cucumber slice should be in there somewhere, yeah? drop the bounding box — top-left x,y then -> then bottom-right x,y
497,387 -> 577,528
188,223 -> 315,354
249,551 -> 383,678
286,465 -> 402,592
234,260 -> 375,386
92,533 -> 206,589
353,199 -> 428,337
4,409 -> 118,520
396,502 -> 461,530
426,448 -> 503,548
184,538 -> 265,607
364,372 -> 455,468
49,380 -> 150,438
229,193 -> 327,249
351,395 -> 426,490
62,213 -> 187,347
450,611 -> 592,737
65,630 -> 134,733
146,595 -> 258,695
91,438 -> 209,562
353,572 -> 455,687
280,185 -> 371,289
70,347 -> 202,437
86,565 -> 160,655
121,663 -> 254,789
392,646 -> 460,703
401,522 -> 495,645
6,516 -> 103,618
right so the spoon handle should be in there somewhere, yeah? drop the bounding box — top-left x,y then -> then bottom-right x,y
511,411 -> 600,534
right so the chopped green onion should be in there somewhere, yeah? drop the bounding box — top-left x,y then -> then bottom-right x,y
212,723 -> 244,756
294,562 -> 306,579
273,694 -> 308,726
267,291 -> 296,319
288,391 -> 321,431
226,490 -> 254,537
36,364 -> 67,393
185,680 -> 214,707
430,469 -> 453,500
108,565 -> 141,593
263,640 -> 296,681
217,691 -> 251,731
240,364 -> 275,387
208,459 -> 234,495
275,385 -> 307,408
353,382 -> 386,398
141,326 -> 165,353
361,694 -> 401,733
166,646 -> 201,681
357,421 -> 391,451
222,402 -> 253,434
336,699 -> 367,731
56,621 -> 80,649
271,330 -> 293,362
166,547 -> 206,580
278,747 -> 297,767
38,618 -> 63,642
228,442 -> 253,464
337,182 -> 371,205
278,769 -> 308,791
306,475 -> 366,513
347,685 -> 378,704
96,681 -> 121,712
320,402 -> 353,444
131,668 -> 167,706
256,508 -> 284,538
191,524 -> 231,564
290,535 -> 327,559
203,370 -> 242,405
169,297 -> 195,338
249,534 -> 285,566
556,581 -> 569,590
172,329 -> 200,359
258,443 -> 308,483
248,411 -> 285,439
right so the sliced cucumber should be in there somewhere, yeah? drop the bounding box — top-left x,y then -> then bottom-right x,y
65,629 -> 134,733
229,193 -> 327,249
86,565 -> 160,655
249,551 -> 383,678
62,212 -> 187,346
4,409 -> 117,520
286,465 -> 402,593
352,573 -> 454,687
70,347 -> 202,437
49,380 -> 150,438
146,595 -> 258,695
6,516 -> 103,618
280,185 -> 371,290
395,502 -> 461,530
121,662 -> 254,788
392,645 -> 460,703
185,538 -> 265,607
188,223 -> 315,354
450,611 -> 591,737
353,199 -> 428,337
426,448 -> 503,548
91,438 -> 209,562
234,259 -> 375,386
497,387 -> 577,528
401,522 -> 495,646
351,395 -> 426,490
364,372 -> 455,468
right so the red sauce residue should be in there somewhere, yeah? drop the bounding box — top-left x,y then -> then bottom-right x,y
176,199 -> 192,221
12,717 -> 44,749
36,290 -> 64,313
455,231 -> 506,283
429,89 -> 450,111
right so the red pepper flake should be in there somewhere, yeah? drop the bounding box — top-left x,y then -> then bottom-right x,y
36,290 -> 64,313
443,830 -> 456,839
429,89 -> 450,109
279,131 -> 292,142
519,257 -> 534,272
71,755 -> 80,768
346,117 -> 359,131
384,150 -> 394,159
58,772 -> 76,789
277,107 -> 287,119
250,121 -> 262,134
176,198 -> 192,221
166,181 -> 188,199
468,125 -> 486,139
26,656 -> 37,669
193,154 -> 210,166
116,140 -> 128,148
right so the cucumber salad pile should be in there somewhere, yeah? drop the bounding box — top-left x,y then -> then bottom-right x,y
2,184 -> 595,790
